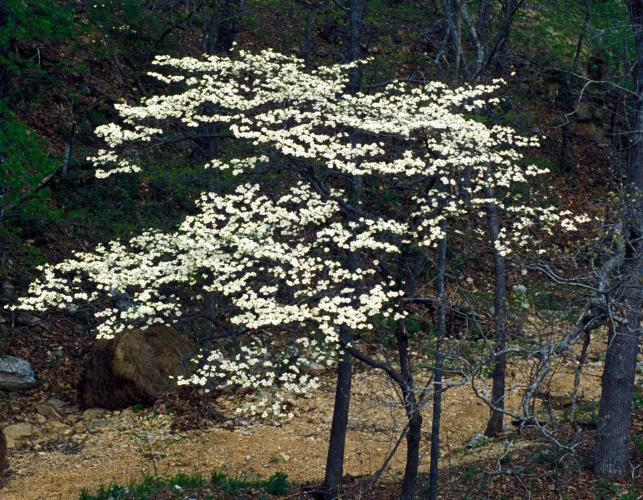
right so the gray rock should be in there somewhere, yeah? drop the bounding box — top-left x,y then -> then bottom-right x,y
0,355 -> 36,391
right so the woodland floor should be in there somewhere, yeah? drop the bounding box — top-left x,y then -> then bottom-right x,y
0,339 -> 640,499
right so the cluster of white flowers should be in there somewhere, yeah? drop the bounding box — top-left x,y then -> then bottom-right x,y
15,49 -> 589,414
180,336 -> 334,418
12,180 -> 404,413
87,49 -> 586,253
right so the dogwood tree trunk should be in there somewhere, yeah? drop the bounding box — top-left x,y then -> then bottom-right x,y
485,187 -> 508,437
428,224 -> 448,499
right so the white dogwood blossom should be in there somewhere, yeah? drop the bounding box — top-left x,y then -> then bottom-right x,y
15,49 -> 588,415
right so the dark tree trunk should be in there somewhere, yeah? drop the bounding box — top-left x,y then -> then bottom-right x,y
204,0 -> 242,55
559,111 -> 574,172
569,328 -> 592,431
559,0 -> 591,172
323,328 -> 353,498
442,0 -> 466,83
199,1 -> 243,161
428,224 -> 448,500
393,247 -> 426,499
594,0 -> 642,478
201,290 -> 215,345
403,410 -> 422,499
301,7 -> 314,68
476,0 -> 493,43
484,188 -> 508,437
396,318 -> 421,499
323,3 -> 364,496
0,428 -> 6,472
488,0 -> 524,77
347,0 -> 364,91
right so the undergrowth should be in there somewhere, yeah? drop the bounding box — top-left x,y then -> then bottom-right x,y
79,470 -> 289,499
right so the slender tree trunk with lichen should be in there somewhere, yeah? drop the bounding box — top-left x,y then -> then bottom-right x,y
594,0 -> 642,478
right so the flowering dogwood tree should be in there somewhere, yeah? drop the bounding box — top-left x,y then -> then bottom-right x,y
13,49 -> 588,497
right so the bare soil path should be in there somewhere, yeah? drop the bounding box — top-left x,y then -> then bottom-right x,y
0,360 -> 603,499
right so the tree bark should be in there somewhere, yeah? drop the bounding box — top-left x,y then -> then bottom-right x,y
484,188 -> 508,437
560,0 -> 591,172
323,4 -> 365,495
323,327 -> 353,498
200,1 -> 243,161
475,0 -> 493,43
442,0 -> 466,83
594,0 -> 642,478
486,0 -> 524,77
459,0 -> 484,79
347,0 -> 364,91
204,0 -> 242,55
428,224 -> 448,500
396,317 -> 422,499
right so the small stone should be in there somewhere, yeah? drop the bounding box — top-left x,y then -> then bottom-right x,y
36,402 -> 63,420
71,434 -> 88,443
279,452 -> 290,462
82,408 -> 107,420
46,398 -> 68,411
47,421 -> 72,436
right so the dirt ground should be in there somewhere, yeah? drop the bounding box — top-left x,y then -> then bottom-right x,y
0,355 -> 609,500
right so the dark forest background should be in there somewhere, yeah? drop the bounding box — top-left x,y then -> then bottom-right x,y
0,1 -> 641,498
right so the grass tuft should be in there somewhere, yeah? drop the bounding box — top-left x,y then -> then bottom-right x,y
80,469 -> 289,499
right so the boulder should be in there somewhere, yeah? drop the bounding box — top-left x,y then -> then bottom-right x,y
0,355 -> 36,391
3,423 -> 37,448
79,325 -> 196,410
